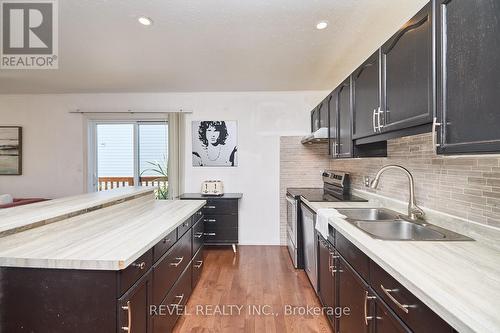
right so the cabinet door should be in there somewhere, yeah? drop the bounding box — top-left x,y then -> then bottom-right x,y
352,51 -> 381,139
119,272 -> 151,333
311,107 -> 320,132
338,257 -> 374,333
381,2 -> 433,132
318,238 -> 339,330
318,238 -> 334,308
374,299 -> 411,333
328,92 -> 338,157
337,77 -> 353,158
436,0 -> 500,154
319,98 -> 329,129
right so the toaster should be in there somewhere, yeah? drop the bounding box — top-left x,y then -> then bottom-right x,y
201,180 -> 224,196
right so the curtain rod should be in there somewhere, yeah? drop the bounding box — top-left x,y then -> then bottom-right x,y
69,108 -> 192,114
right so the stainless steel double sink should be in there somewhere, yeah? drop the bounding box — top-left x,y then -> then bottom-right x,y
336,208 -> 473,241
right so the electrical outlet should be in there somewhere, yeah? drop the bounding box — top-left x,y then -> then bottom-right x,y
364,176 -> 371,187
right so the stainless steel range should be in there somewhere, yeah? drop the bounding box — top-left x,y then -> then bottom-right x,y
286,170 -> 367,291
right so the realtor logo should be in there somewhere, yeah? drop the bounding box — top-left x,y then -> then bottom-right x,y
1,0 -> 58,69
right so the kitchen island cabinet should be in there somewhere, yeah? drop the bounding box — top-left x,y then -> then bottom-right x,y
0,188 -> 205,333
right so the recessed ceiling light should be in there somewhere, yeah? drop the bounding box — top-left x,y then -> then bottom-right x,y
138,16 -> 153,26
316,21 -> 328,30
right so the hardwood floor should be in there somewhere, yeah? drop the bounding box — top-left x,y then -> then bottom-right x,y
174,246 -> 333,333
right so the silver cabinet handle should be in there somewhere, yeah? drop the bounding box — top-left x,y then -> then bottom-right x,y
194,232 -> 203,239
204,205 -> 216,209
194,260 -> 203,269
121,301 -> 132,332
377,107 -> 384,131
372,109 -> 377,132
204,218 -> 217,222
170,257 -> 184,267
204,232 -> 216,236
132,261 -> 146,270
380,284 -> 410,313
162,238 -> 171,244
432,117 -> 442,154
171,294 -> 184,307
364,291 -> 376,326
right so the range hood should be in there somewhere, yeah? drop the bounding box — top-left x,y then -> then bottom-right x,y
301,127 -> 329,144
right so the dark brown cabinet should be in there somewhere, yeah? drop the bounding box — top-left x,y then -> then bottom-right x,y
436,0 -> 500,154
119,272 -> 152,333
153,264 -> 192,333
0,208 -> 205,333
179,193 -> 242,248
317,226 -> 455,333
338,256 -> 374,333
381,2 -> 433,133
352,51 -> 381,139
374,299 -> 411,333
330,77 -> 352,158
312,100 -> 329,133
370,260 -> 453,333
318,237 -> 338,328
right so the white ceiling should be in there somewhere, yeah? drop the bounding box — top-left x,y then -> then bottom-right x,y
0,0 -> 428,94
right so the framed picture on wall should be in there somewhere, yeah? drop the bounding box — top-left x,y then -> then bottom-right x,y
0,126 -> 22,175
192,121 -> 238,167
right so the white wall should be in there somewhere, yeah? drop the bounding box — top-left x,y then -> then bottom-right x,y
0,92 -> 325,245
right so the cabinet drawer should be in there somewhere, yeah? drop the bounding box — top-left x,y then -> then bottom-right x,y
192,247 -> 204,289
192,218 -> 204,255
335,232 -> 369,282
202,214 -> 238,228
153,229 -> 178,262
204,225 -> 238,243
177,218 -> 192,237
192,208 -> 204,225
153,230 -> 191,305
119,249 -> 153,296
370,261 -> 452,333
152,264 -> 192,333
202,199 -> 238,215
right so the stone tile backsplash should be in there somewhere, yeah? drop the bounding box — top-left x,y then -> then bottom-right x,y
279,136 -> 330,245
331,133 -> 500,228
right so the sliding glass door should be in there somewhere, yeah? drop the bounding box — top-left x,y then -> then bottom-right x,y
89,121 -> 168,194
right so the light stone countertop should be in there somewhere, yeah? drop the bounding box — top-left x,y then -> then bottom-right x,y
0,187 -> 155,237
0,196 -> 205,270
301,190 -> 500,333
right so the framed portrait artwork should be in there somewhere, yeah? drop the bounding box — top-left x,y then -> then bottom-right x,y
0,126 -> 22,175
192,121 -> 238,167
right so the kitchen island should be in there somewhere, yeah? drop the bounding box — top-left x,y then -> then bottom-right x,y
0,187 -> 206,333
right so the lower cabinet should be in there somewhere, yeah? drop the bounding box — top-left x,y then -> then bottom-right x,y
374,298 -> 411,333
119,272 -> 152,333
338,256 -> 373,333
153,264 -> 193,333
317,232 -> 455,333
0,207 -> 206,333
318,237 -> 337,329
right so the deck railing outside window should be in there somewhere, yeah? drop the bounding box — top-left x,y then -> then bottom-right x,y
98,176 -> 168,191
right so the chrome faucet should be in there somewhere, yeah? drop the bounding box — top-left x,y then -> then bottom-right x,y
370,165 -> 425,221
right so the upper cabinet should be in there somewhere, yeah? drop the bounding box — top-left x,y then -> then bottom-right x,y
435,0 -> 500,154
307,0 -> 500,156
352,51 -> 381,139
331,77 -> 353,158
312,100 -> 329,133
381,2 -> 433,133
